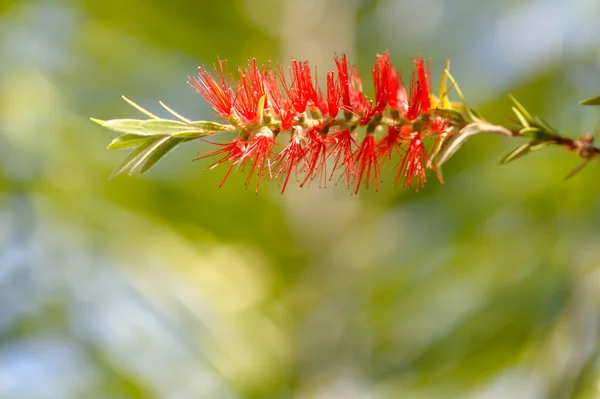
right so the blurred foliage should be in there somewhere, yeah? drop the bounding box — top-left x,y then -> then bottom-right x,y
1,0 -> 600,398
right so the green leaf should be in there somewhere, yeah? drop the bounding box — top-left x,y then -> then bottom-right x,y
128,136 -> 171,175
509,95 -> 534,123
580,94 -> 600,106
565,160 -> 590,179
444,70 -> 480,122
435,123 -> 483,170
122,96 -> 159,119
512,106 -> 530,128
139,137 -> 184,174
141,119 -> 191,134
159,101 -> 191,123
434,108 -> 465,125
188,121 -> 236,132
500,142 -> 532,164
438,60 -> 452,109
107,134 -> 161,150
519,127 -> 543,139
500,140 -> 552,164
500,139 -> 552,164
109,137 -> 163,178
171,131 -> 213,139
92,119 -> 149,135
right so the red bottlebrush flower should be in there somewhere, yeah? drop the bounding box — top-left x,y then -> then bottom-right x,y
328,129 -> 357,188
313,72 -> 330,117
234,77 -> 260,124
326,71 -> 340,118
301,125 -> 330,187
406,56 -> 431,121
359,58 -> 390,124
371,60 -> 389,115
307,66 -> 328,116
348,66 -> 372,123
274,128 -> 307,193
377,52 -> 408,113
376,125 -> 411,166
263,68 -> 295,130
234,59 -> 266,124
428,116 -> 448,135
334,54 -> 352,110
396,132 -> 430,190
279,59 -> 306,114
197,138 -> 248,188
296,61 -> 317,113
354,134 -> 380,194
189,58 -> 234,119
241,128 -> 275,193
349,66 -> 368,111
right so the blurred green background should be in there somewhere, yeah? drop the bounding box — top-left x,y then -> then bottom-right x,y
1,0 -> 600,398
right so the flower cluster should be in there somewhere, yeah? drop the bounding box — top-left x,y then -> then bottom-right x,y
188,52 -> 451,193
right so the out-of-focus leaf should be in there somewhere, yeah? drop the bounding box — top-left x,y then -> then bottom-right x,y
141,120 -> 192,134
565,160 -> 590,179
160,101 -> 191,123
257,94 -> 267,123
534,116 -> 560,135
128,136 -> 172,175
140,137 -> 185,173
122,96 -> 159,119
519,127 -> 542,138
95,117 -> 234,138
434,108 -> 465,125
580,94 -> 600,106
109,137 -> 163,178
518,127 -> 554,141
107,133 -> 164,149
444,70 -> 479,122
187,121 -> 236,132
499,140 -> 551,164
435,123 -> 483,171
500,142 -> 532,164
438,60 -> 451,109
512,106 -> 530,128
509,95 -> 534,123
171,131 -> 213,139
92,118 -> 149,135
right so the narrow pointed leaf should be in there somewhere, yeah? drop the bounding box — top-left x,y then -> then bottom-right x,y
580,94 -> 600,106
128,136 -> 171,175
171,130 -> 214,139
500,142 -> 532,164
257,94 -> 267,123
534,116 -> 560,135
107,134 -> 162,150
434,108 -> 465,125
94,119 -> 148,135
122,96 -> 159,119
530,141 -> 553,150
444,70 -> 479,122
565,160 -> 590,179
435,123 -> 483,169
140,137 -> 184,174
187,121 -> 236,132
512,106 -> 530,128
141,120 -> 191,134
438,60 -> 451,109
519,127 -> 543,139
159,101 -> 191,123
109,137 -> 163,178
509,95 -> 534,122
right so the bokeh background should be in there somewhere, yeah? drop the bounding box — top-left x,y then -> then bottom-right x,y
2,0 -> 600,398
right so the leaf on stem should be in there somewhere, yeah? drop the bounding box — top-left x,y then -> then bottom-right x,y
580,94 -> 600,106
